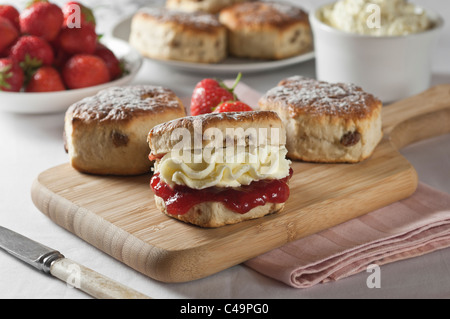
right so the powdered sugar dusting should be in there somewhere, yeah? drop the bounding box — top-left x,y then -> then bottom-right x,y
262,76 -> 380,118
150,110 -> 281,137
138,7 -> 222,29
69,85 -> 183,122
227,1 -> 308,25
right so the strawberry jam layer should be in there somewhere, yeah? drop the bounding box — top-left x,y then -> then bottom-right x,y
150,168 -> 293,216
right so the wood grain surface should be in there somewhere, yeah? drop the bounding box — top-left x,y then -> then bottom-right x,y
31,84 -> 450,283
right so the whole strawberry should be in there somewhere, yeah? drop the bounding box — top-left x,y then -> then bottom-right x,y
94,43 -> 122,80
26,66 -> 65,92
0,5 -> 20,30
57,25 -> 97,55
213,101 -> 253,113
20,0 -> 64,42
190,73 -> 242,116
0,58 -> 24,92
0,16 -> 19,54
10,35 -> 54,70
62,54 -> 110,89
62,1 -> 96,29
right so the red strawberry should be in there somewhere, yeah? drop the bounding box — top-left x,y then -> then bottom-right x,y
213,101 -> 253,113
62,1 -> 96,29
0,58 -> 24,92
26,66 -> 65,92
10,36 -> 54,70
0,16 -> 19,54
57,25 -> 97,55
0,5 -> 20,30
62,54 -> 110,89
190,73 -> 242,116
94,43 -> 122,80
20,0 -> 64,42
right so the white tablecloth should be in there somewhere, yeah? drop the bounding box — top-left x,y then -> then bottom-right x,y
0,0 -> 449,299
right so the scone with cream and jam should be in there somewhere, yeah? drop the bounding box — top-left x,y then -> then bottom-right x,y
147,111 -> 293,227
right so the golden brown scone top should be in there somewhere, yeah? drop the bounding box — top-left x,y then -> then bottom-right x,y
135,7 -> 223,33
259,76 -> 382,120
151,110 -> 282,135
67,85 -> 184,123
219,1 -> 309,30
148,111 -> 286,155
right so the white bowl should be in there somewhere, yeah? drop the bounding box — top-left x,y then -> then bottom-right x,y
309,4 -> 444,103
0,37 -> 143,114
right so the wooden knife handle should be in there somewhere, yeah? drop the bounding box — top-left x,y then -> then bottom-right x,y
50,258 -> 151,299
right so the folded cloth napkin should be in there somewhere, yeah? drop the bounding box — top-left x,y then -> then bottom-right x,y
244,183 -> 450,288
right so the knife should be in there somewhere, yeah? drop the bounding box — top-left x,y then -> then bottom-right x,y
0,226 -> 150,299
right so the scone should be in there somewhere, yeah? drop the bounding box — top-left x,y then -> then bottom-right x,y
166,0 -> 249,14
219,1 -> 312,60
129,8 -> 227,64
64,85 -> 186,176
147,111 -> 293,227
258,76 -> 383,163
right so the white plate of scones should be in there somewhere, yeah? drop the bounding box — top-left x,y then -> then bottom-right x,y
113,1 -> 315,75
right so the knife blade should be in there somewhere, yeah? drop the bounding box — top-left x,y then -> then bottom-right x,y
0,226 -> 150,299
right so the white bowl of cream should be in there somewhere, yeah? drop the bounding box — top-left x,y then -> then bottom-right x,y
309,0 -> 444,103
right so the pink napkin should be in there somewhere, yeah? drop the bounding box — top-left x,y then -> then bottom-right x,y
244,183 -> 450,288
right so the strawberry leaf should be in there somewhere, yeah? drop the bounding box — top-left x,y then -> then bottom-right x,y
0,64 -> 13,90
118,58 -> 129,77
218,72 -> 242,101
25,0 -> 49,8
81,5 -> 96,26
19,54 -> 43,86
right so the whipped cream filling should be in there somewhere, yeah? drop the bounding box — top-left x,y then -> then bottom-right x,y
155,145 -> 291,190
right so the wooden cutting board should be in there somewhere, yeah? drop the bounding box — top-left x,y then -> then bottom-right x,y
31,84 -> 450,283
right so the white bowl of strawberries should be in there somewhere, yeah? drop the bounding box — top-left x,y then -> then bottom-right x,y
0,1 -> 142,114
